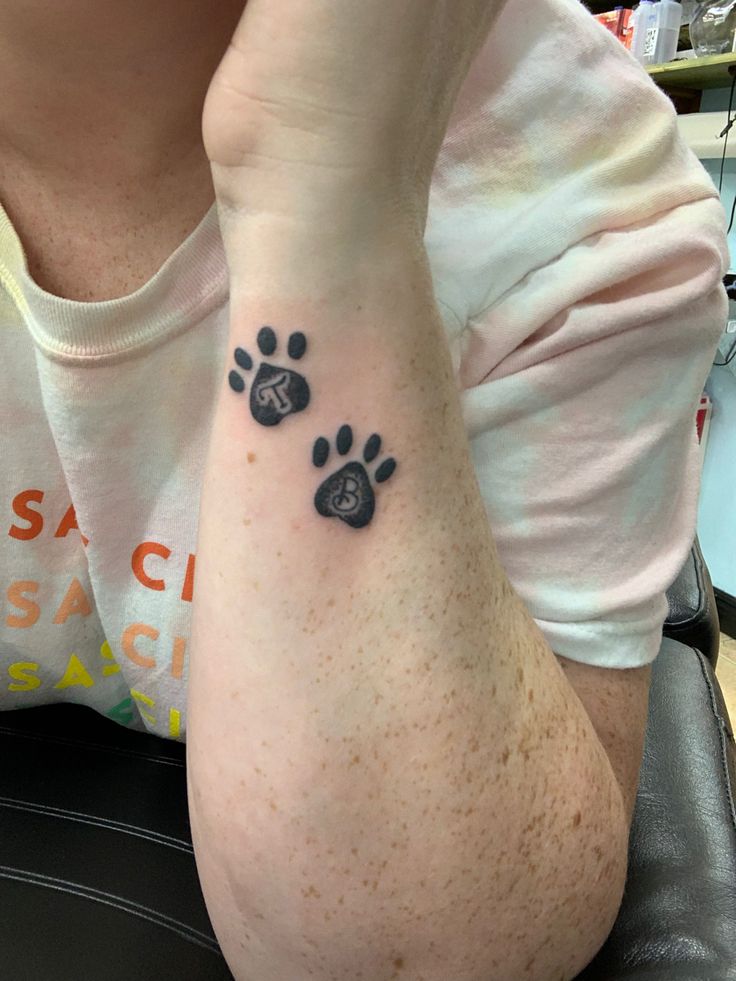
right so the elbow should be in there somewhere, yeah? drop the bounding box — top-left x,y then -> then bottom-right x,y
188,752 -> 630,981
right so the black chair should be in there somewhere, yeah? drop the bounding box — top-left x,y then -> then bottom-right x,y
0,538 -> 734,980
576,536 -> 736,979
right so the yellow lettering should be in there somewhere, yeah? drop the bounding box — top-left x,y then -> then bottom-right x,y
130,688 -> 155,726
169,706 -> 182,741
54,653 -> 94,690
99,639 -> 120,676
8,662 -> 41,692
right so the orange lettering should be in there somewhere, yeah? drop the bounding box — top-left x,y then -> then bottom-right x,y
54,504 -> 89,546
8,489 -> 44,541
131,541 -> 170,591
181,553 -> 195,602
53,577 -> 92,624
171,636 -> 186,679
121,622 -> 158,668
6,581 -> 40,628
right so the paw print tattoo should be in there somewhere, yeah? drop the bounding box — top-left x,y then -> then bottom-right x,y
228,326 -> 310,427
312,425 -> 396,529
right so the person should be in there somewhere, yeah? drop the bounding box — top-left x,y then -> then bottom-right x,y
0,0 -> 728,977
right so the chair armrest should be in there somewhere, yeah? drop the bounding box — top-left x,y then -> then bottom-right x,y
1,631 -> 733,978
574,636 -> 736,981
0,702 -> 234,980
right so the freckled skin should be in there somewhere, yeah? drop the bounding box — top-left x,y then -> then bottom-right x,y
190,271 -> 630,977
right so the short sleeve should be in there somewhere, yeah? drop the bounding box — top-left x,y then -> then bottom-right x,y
427,0 -> 730,668
463,198 -> 727,668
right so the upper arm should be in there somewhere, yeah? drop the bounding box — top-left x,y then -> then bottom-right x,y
555,653 -> 652,828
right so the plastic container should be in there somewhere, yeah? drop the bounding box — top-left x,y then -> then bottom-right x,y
623,5 -> 639,48
631,0 -> 657,62
680,0 -> 698,26
653,0 -> 683,64
690,0 -> 736,55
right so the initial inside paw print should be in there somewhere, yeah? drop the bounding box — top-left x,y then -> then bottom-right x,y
312,425 -> 396,529
228,326 -> 310,426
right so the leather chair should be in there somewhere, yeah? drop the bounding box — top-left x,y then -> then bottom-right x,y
0,538 -> 734,981
576,537 -> 736,980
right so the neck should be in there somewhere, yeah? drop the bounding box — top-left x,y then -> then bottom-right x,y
0,1 -> 246,301
0,0 -> 245,181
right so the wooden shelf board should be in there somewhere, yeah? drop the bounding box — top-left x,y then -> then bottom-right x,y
648,53 -> 736,90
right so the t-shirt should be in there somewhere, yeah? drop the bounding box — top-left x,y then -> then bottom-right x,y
0,0 -> 729,741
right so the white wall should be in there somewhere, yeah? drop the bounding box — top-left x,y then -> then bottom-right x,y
696,89 -> 736,595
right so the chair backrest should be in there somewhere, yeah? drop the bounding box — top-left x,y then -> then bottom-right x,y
664,536 -> 720,667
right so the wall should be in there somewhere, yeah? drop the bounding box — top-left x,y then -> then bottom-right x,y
697,89 -> 736,595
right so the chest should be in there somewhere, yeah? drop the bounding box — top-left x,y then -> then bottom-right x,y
0,162 -> 215,302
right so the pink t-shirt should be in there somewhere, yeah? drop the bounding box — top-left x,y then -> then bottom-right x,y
0,0 -> 729,739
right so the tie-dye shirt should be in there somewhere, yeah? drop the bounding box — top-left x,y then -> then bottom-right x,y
0,0 -> 728,739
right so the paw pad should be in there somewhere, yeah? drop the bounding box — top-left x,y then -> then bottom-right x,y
228,326 -> 310,426
312,425 -> 396,529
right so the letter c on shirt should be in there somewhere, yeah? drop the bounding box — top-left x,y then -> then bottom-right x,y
121,623 -> 158,668
131,541 -> 171,591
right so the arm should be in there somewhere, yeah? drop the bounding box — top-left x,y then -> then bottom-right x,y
187,221 -> 628,981
187,3 -> 630,979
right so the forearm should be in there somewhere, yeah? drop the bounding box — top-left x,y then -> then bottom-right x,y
187,223 -> 626,981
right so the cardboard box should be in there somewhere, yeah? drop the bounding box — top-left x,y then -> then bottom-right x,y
619,8 -> 635,49
595,8 -> 635,49
595,9 -> 624,36
696,393 -> 712,465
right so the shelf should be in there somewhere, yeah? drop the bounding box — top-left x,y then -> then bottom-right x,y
647,53 -> 736,90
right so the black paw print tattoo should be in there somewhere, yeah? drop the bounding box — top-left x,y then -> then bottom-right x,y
228,326 -> 310,427
312,425 -> 396,529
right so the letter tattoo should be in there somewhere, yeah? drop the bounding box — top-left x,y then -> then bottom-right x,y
312,425 -> 396,529
229,326 -> 310,426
